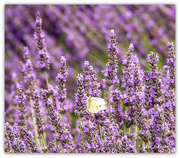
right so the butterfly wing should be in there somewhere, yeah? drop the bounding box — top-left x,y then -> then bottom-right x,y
87,97 -> 100,113
91,97 -> 107,111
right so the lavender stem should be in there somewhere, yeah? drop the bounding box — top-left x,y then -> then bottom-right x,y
44,71 -> 49,90
30,101 -> 39,145
108,86 -> 111,121
147,111 -> 150,153
123,124 -> 126,136
59,142 -> 64,153
99,124 -> 103,142
128,126 -> 131,134
134,125 -> 137,149
137,128 -> 141,153
78,114 -> 85,153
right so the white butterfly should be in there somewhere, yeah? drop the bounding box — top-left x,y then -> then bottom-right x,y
87,96 -> 107,113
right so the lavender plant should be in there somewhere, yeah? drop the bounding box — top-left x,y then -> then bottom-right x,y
5,9 -> 175,153
5,5 -> 175,109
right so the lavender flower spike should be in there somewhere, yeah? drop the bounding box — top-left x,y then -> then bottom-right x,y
167,42 -> 175,89
147,51 -> 162,99
74,73 -> 87,117
34,12 -> 50,71
56,56 -> 68,104
121,43 -> 135,107
104,29 -> 118,87
20,127 -> 41,153
32,91 -> 45,139
15,82 -> 27,127
5,122 -> 26,153
83,61 -> 91,94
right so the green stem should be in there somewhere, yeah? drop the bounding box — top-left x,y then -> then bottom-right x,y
108,86 -> 111,121
99,124 -> 103,142
143,141 -> 145,147
128,126 -> 131,134
78,115 -> 85,153
123,125 -> 126,137
44,71 -> 49,89
137,127 -> 141,153
30,99 -> 39,145
59,141 -> 64,153
43,70 -> 49,147
30,99 -> 47,150
137,136 -> 140,153
147,111 -> 150,153
134,125 -> 137,150
139,137 -> 142,152
43,131 -> 46,148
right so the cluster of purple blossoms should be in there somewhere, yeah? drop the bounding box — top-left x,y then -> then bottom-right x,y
5,5 -> 175,109
34,12 -> 50,71
111,90 -> 123,128
167,42 -> 175,89
41,89 -> 74,152
81,120 -> 102,153
83,61 -> 101,97
5,11 -> 175,153
74,74 -> 88,118
15,82 -> 27,128
104,29 -> 118,87
121,43 -> 135,106
5,122 -> 26,153
56,56 -> 68,113
32,91 -> 45,140
82,61 -> 92,94
19,47 -> 36,98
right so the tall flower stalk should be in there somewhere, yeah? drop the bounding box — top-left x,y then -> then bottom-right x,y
145,51 -> 162,152
34,12 -> 50,72
104,29 -> 118,121
56,56 -> 70,152
34,12 -> 50,91
19,47 -> 40,146
32,91 -> 46,148
74,74 -> 87,152
121,43 -> 135,137
167,42 -> 175,90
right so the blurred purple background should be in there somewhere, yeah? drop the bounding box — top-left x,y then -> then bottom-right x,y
5,4 -> 175,109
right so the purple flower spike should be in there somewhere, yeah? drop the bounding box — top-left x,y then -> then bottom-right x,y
34,12 -> 50,71
20,127 -> 41,153
18,47 -> 36,98
147,52 -> 162,100
82,61 -> 91,94
56,56 -> 68,104
128,43 -> 134,52
167,42 -> 175,89
5,122 -> 26,153
121,43 -> 135,106
74,73 -> 87,117
32,91 -> 45,139
15,82 -> 27,127
104,29 -> 118,87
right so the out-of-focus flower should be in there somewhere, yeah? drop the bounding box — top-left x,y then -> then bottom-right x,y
167,42 -> 175,89
34,12 -> 50,71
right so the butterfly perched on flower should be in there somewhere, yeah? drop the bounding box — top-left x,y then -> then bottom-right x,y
87,96 -> 107,113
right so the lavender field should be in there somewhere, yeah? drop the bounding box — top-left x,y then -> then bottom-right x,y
5,5 -> 175,153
